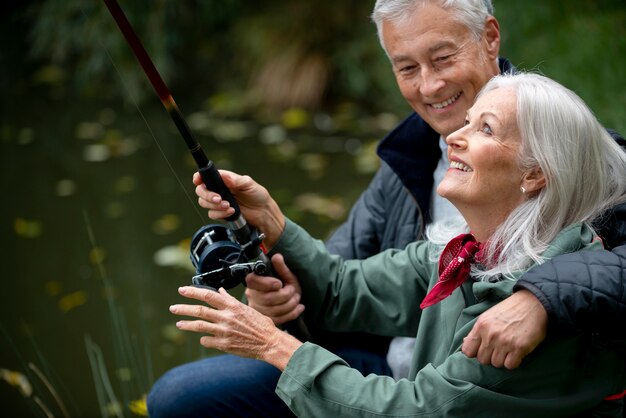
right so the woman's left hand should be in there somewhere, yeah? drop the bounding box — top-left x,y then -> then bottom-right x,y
171,286 -> 302,369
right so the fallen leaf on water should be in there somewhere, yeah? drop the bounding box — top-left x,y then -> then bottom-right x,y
152,214 -> 181,235
154,238 -> 194,271
75,122 -> 104,140
0,369 -> 32,397
98,108 -> 117,125
18,128 -> 35,145
58,291 -> 87,313
14,218 -> 42,238
55,179 -> 76,197
90,247 -> 106,265
161,323 -> 186,344
105,401 -> 123,417
294,193 -> 346,220
354,140 -> 380,175
259,124 -> 287,144
83,144 -> 110,162
116,368 -> 132,382
45,281 -> 62,297
298,153 -> 328,179
32,64 -> 65,85
129,395 -> 148,416
282,107 -> 309,129
105,202 -> 126,219
113,176 -> 137,194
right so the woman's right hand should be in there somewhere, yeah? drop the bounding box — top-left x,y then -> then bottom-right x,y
193,170 -> 285,248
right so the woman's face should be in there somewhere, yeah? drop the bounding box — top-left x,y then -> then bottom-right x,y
437,87 -> 526,221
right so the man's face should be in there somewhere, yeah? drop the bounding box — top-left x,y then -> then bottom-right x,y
382,2 -> 501,137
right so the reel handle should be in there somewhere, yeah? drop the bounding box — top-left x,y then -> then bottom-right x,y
199,162 -> 241,222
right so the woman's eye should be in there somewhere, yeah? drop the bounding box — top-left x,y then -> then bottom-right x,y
481,124 -> 493,135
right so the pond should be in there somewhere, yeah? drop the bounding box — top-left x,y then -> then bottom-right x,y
1,57 -> 401,416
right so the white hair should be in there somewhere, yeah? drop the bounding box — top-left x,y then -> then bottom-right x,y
428,73 -> 626,280
371,0 -> 494,48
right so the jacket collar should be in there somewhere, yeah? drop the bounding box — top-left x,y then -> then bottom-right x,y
377,57 -> 515,223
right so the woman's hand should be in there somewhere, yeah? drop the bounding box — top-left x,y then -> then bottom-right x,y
171,286 -> 302,370
193,170 -> 285,248
245,254 -> 305,325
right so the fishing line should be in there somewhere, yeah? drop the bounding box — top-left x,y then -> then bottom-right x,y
79,6 -> 206,224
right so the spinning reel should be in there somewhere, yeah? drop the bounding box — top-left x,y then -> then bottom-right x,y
190,224 -> 269,290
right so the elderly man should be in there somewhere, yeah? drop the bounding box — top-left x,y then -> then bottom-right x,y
148,1 -> 626,416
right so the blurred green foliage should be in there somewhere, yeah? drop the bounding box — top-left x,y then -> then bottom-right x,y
8,0 -> 626,129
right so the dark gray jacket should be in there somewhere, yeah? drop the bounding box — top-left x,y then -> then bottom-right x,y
324,58 -> 626,348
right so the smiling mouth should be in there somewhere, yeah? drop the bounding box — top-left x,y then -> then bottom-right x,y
450,160 -> 473,172
431,92 -> 462,110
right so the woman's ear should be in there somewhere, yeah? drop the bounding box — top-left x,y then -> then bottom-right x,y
521,166 -> 546,195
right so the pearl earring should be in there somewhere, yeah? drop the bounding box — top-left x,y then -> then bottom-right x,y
520,186 -> 526,194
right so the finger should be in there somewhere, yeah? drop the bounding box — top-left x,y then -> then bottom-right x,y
245,274 -> 283,292
490,348 -> 507,368
476,341 -> 495,366
461,333 -> 481,358
175,319 -> 220,335
245,282 -> 295,304
272,304 -> 305,325
170,303 -> 213,319
503,351 -> 523,370
271,254 -> 299,286
247,289 -> 300,316
178,286 -> 229,309
195,185 -> 231,209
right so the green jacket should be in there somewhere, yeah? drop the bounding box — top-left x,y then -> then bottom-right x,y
270,219 -> 626,417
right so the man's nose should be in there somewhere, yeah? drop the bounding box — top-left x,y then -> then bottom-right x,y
419,68 -> 445,97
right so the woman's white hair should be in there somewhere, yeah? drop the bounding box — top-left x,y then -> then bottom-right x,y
429,72 -> 626,280
372,0 -> 494,48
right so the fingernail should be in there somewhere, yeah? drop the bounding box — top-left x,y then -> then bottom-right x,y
178,286 -> 188,295
211,196 -> 220,203
175,321 -> 183,328
169,305 -> 177,313
272,282 -> 282,290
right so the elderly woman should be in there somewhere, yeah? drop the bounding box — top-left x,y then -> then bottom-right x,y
172,73 -> 626,417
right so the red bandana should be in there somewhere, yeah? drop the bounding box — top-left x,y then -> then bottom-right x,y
420,233 -> 483,309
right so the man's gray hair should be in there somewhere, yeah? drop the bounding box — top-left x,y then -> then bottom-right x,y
372,0 -> 495,47
431,73 -> 626,279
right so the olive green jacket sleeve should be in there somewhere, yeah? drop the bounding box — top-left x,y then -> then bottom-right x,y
270,218 -> 437,338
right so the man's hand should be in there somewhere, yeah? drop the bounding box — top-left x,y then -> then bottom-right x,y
462,289 -> 548,369
245,254 -> 305,325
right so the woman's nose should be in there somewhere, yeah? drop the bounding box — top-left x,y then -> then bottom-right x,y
445,127 -> 467,148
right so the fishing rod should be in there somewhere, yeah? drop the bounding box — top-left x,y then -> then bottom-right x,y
103,0 -> 311,341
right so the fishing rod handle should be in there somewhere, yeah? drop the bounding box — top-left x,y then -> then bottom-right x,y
198,161 -> 241,223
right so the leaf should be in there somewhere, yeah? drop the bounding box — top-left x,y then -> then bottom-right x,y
129,395 -> 148,416
152,214 -> 181,235
0,369 -> 32,397
14,218 -> 43,238
58,291 -> 88,313
282,107 -> 309,129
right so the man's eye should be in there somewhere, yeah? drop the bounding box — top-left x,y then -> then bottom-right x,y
481,124 -> 493,135
398,65 -> 417,74
436,55 -> 451,62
